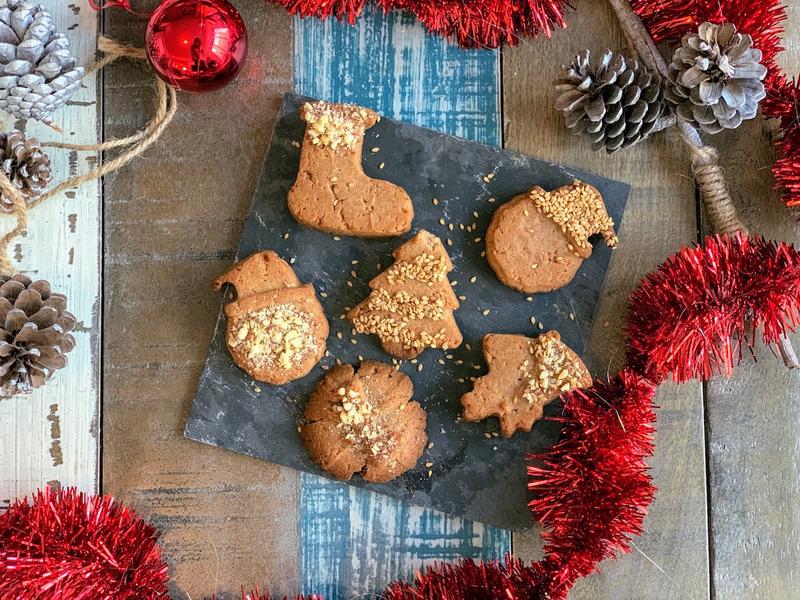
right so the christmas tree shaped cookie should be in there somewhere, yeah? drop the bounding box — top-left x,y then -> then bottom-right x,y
288,100 -> 414,237
461,331 -> 592,437
348,230 -> 462,359
213,250 -> 329,385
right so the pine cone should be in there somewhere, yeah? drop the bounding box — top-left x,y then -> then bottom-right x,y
0,274 -> 75,398
0,129 -> 50,212
555,49 -> 666,153
665,22 -> 767,134
0,0 -> 85,127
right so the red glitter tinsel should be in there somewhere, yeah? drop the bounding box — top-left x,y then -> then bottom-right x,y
271,0 -> 569,47
384,555 -> 552,600
631,0 -> 800,208
626,233 -> 800,383
527,369 -> 657,595
237,588 -> 323,600
0,487 -> 169,600
385,371 -> 657,600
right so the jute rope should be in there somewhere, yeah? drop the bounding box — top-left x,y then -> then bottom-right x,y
0,36 -> 177,275
677,124 -> 750,235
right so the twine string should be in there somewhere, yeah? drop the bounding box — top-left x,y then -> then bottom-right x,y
677,124 -> 750,235
0,35 -> 176,275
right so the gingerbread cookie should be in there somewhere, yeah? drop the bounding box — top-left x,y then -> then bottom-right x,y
348,230 -> 462,360
300,361 -> 427,483
486,180 -> 617,293
461,331 -> 591,438
213,250 -> 328,385
287,101 -> 414,238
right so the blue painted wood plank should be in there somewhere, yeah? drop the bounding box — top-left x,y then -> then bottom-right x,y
294,7 -> 506,598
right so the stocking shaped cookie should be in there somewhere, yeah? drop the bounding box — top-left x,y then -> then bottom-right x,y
486,180 -> 617,293
461,331 -> 591,438
213,250 -> 328,385
348,230 -> 462,359
288,100 -> 414,237
300,360 -> 427,483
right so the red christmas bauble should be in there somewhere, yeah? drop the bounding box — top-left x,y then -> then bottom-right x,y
145,0 -> 247,93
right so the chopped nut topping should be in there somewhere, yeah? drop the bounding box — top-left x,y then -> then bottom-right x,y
334,385 -> 393,457
229,304 -> 318,372
517,331 -> 586,405
302,101 -> 373,152
529,180 -> 617,252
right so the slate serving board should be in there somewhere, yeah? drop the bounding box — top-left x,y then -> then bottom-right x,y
185,93 -> 630,531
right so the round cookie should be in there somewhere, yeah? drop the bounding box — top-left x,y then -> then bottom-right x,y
300,361 -> 427,483
486,180 -> 617,293
213,251 -> 328,385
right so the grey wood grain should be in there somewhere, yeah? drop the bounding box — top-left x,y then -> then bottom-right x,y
705,13 -> 800,596
101,3 -> 299,598
502,0 -> 709,597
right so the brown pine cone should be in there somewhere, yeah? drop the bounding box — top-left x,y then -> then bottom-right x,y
0,130 -> 51,212
555,49 -> 666,153
0,274 -> 76,398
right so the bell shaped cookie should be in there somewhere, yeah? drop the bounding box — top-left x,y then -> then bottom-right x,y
461,331 -> 592,438
213,250 -> 328,385
486,180 -> 617,293
288,100 -> 414,238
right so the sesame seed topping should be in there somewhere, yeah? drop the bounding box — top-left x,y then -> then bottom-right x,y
529,180 -> 617,252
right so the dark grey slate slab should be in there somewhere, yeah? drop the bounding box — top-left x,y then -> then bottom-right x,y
185,93 -> 630,531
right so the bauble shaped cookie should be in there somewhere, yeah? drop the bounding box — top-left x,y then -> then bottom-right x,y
486,180 -> 617,293
213,250 -> 328,385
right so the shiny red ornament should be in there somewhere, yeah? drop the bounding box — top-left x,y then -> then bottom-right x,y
146,0 -> 248,93
0,487 -> 169,600
626,234 -> 800,383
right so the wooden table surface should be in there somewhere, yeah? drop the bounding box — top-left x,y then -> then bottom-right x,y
2,1 -> 800,598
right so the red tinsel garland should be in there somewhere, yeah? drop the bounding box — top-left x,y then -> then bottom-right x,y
630,0 -> 800,208
626,234 -> 800,383
272,0 -> 568,47
0,487 -> 169,600
385,555 -> 552,600
527,369 -> 657,591
238,588 -> 322,600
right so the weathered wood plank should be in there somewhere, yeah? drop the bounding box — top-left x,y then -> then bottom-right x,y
294,7 -> 509,598
0,1 -> 100,509
503,1 -> 709,597
101,3 -> 298,598
705,13 -> 800,598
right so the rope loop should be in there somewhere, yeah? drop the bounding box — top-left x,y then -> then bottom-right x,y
681,132 -> 749,236
0,36 -> 176,274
